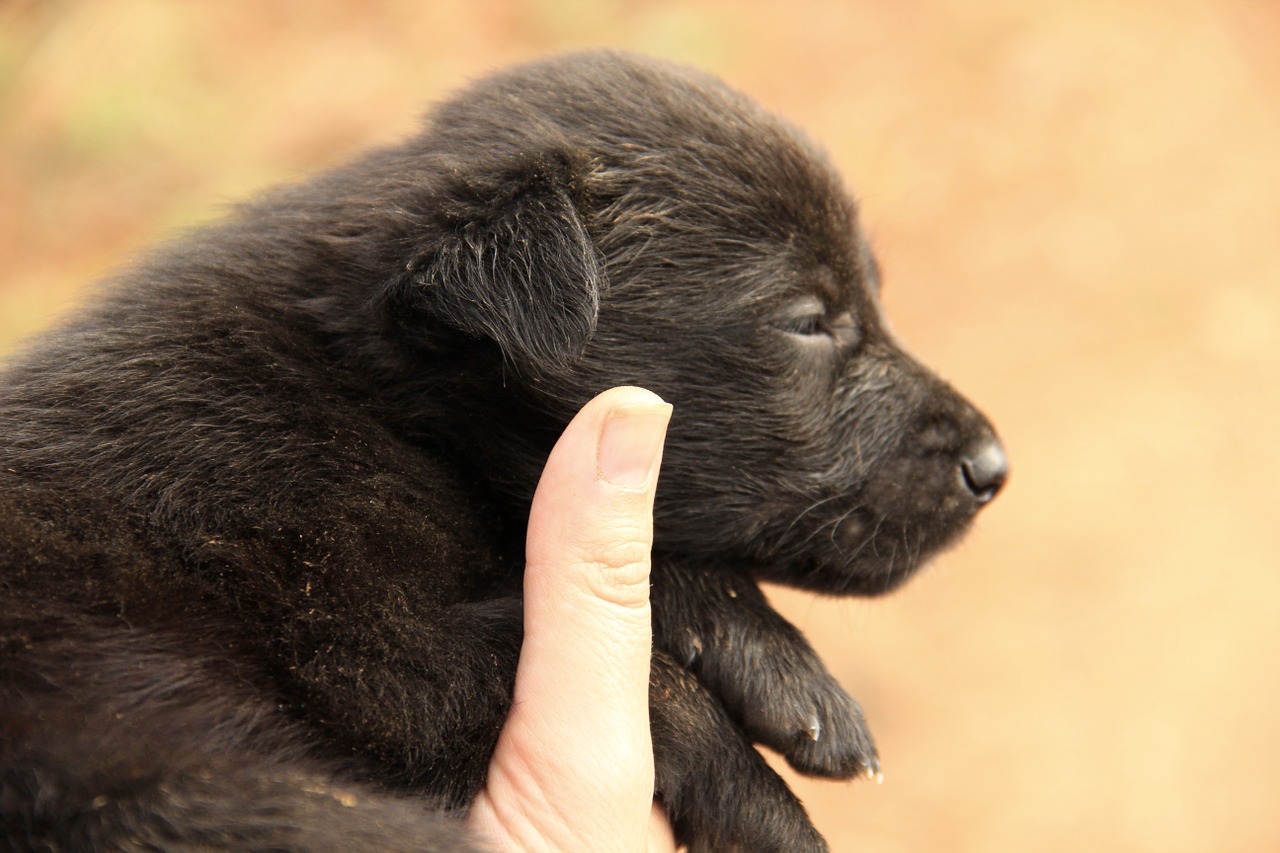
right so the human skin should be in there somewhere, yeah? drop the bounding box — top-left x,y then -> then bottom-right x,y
468,386 -> 679,852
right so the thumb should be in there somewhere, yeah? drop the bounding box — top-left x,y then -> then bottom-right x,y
471,386 -> 674,852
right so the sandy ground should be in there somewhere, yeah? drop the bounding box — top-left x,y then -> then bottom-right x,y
3,2 -> 1278,850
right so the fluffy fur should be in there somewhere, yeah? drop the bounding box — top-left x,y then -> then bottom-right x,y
0,52 -> 1005,852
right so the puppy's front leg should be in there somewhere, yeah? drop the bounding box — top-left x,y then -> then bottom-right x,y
651,558 -> 880,780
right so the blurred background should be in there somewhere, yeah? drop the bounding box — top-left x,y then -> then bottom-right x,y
2,1 -> 1277,850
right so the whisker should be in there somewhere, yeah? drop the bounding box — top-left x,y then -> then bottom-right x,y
797,512 -> 843,553
825,504 -> 866,554
880,541 -> 900,594
778,492 -> 845,541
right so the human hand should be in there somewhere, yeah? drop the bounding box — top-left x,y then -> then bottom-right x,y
468,387 -> 678,852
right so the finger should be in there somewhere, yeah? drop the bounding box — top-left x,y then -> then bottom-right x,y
650,801 -> 678,851
471,386 -> 673,852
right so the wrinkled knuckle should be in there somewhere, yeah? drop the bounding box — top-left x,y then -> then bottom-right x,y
582,538 -> 652,610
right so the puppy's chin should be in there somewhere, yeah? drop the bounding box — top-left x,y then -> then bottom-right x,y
753,510 -> 976,597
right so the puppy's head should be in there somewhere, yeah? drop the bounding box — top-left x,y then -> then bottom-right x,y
381,51 -> 1007,595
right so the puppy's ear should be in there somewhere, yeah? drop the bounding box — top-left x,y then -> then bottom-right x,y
386,149 -> 602,373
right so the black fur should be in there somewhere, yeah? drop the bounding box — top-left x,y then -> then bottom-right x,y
0,51 -> 1005,852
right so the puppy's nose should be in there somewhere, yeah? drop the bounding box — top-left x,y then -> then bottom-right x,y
960,439 -> 1008,504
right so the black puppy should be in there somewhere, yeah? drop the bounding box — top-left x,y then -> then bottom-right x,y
0,52 -> 1006,852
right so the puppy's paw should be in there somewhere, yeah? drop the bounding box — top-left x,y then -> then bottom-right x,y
676,619 -> 880,780
743,670 -> 880,780
652,564 -> 880,781
651,654 -> 830,853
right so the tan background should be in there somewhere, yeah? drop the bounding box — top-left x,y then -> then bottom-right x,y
3,2 -> 1278,850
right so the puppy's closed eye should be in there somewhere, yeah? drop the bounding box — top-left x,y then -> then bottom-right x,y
774,299 -> 861,352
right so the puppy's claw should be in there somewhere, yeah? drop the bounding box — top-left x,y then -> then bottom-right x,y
804,715 -> 822,742
680,629 -> 703,667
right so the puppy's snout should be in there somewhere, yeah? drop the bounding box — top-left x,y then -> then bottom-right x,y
959,438 -> 1008,504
